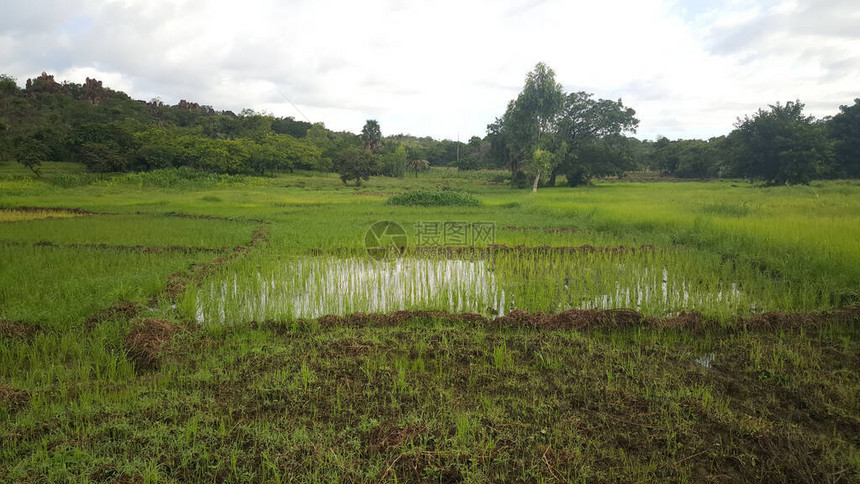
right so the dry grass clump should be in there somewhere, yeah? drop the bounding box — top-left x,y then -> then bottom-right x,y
124,318 -> 183,370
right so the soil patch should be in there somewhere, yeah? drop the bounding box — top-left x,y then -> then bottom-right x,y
0,386 -> 30,411
11,240 -> 226,254
0,320 -> 42,340
85,301 -> 143,326
368,422 -> 429,452
151,225 -> 267,305
278,306 -> 860,333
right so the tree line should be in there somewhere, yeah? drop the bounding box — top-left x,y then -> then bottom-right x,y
1,70 -> 858,185
488,63 -> 859,188
0,72 -> 479,181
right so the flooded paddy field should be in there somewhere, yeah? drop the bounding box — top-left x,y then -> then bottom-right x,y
1,168 -> 858,482
186,245 -> 833,325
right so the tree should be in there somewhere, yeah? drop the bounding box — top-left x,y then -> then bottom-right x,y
79,142 -> 130,172
381,143 -> 408,177
361,119 -> 382,153
728,101 -> 830,185
524,148 -> 554,191
13,137 -> 48,176
554,92 -> 639,186
336,147 -> 379,185
407,159 -> 430,178
827,98 -> 860,178
487,116 -> 515,172
134,128 -> 182,170
491,63 -> 564,188
0,74 -> 17,96
520,63 -> 564,144
455,136 -> 491,171
489,64 -> 641,189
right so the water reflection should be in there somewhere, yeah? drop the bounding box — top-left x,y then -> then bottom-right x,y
193,255 -> 750,325
196,257 -> 504,324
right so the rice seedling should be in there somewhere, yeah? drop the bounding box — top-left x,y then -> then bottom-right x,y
0,245 -> 213,327
0,213 -> 256,248
188,241 -> 837,326
186,255 -> 505,324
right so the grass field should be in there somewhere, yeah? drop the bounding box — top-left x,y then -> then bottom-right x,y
1,162 -> 858,482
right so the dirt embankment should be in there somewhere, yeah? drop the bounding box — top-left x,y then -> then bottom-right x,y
0,205 -> 102,215
261,306 -> 860,333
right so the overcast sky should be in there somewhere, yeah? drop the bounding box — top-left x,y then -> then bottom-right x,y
1,0 -> 859,141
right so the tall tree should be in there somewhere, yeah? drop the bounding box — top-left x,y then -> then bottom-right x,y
554,92 -> 638,186
728,101 -> 830,185
493,63 -> 564,188
361,119 -> 382,153
827,98 -> 860,178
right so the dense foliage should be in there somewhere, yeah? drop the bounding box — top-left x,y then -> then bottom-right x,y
488,63 -> 640,190
0,73 -> 327,176
2,71 -> 858,185
386,189 -> 481,207
0,73 -> 503,179
335,147 -> 379,186
488,64 -> 859,186
828,98 -> 860,178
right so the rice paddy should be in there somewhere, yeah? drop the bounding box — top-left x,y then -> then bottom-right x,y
190,244 -> 832,326
1,163 -> 858,482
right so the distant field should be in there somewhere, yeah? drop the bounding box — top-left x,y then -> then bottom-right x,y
1,163 -> 857,482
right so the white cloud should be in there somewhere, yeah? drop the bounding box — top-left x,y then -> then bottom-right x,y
0,0 -> 858,140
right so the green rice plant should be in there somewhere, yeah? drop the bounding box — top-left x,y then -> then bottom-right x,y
0,213 -> 256,248
299,361 -> 313,392
492,340 -> 513,369
187,254 -> 504,323
455,413 -> 476,447
393,357 -> 409,394
0,245 -> 211,328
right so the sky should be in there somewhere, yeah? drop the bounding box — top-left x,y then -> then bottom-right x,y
1,0 -> 858,141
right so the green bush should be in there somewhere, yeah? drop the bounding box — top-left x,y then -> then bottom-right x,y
386,189 -> 481,207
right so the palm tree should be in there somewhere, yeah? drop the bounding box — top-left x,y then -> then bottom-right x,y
360,119 -> 382,153
407,159 -> 430,178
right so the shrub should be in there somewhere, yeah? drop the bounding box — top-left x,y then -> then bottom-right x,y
386,190 -> 481,207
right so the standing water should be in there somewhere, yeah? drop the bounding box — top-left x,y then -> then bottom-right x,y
193,257 -> 505,324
